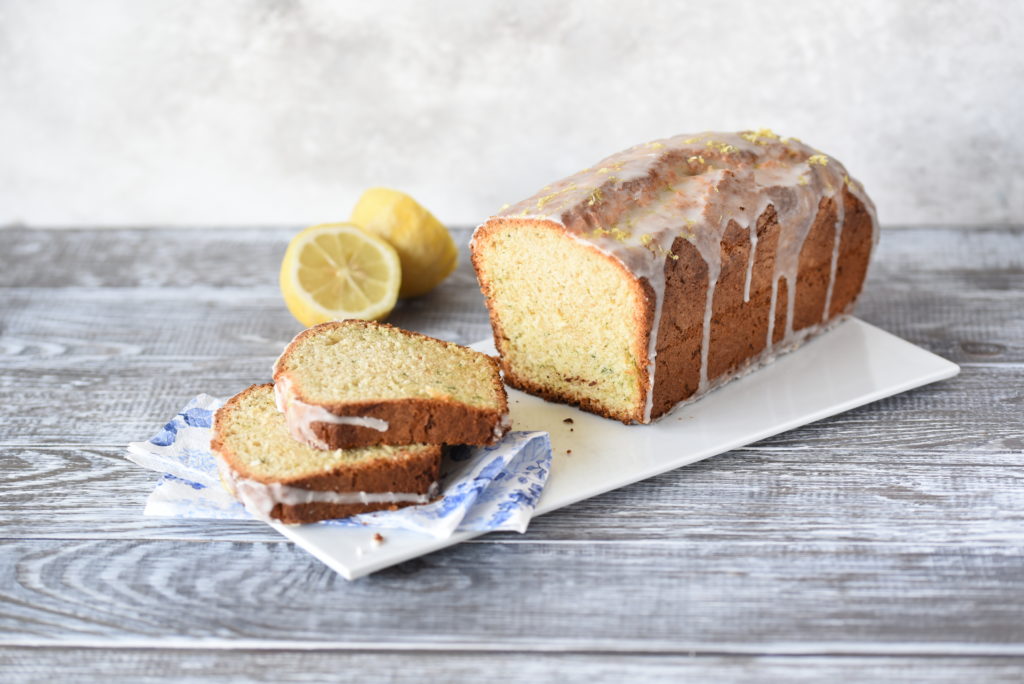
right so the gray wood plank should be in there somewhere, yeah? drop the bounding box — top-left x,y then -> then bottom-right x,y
2,276 -> 1021,364
1,537 -> 1023,650
2,648 -> 1023,683
0,227 -> 294,288
856,287 -> 1024,364
2,443 -> 1024,545
2,225 -> 1022,289
0,357 -> 1007,452
867,226 -> 1024,277
1,225 -> 1022,667
2,226 -> 1023,365
0,284 -> 491,358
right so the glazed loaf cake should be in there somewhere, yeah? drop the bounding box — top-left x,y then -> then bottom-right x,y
471,130 -> 878,424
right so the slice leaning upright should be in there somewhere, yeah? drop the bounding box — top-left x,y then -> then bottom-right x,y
273,320 -> 510,450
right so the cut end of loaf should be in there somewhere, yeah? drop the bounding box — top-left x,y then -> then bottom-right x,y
472,218 -> 651,424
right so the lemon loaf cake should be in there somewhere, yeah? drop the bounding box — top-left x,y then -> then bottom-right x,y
211,384 -> 441,524
274,320 -> 510,449
471,130 -> 878,424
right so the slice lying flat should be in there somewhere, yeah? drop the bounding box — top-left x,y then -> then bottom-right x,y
279,222 -> 401,326
273,320 -> 510,449
211,383 -> 441,524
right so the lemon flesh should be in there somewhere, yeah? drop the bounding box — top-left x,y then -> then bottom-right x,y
350,188 -> 457,298
279,223 -> 401,326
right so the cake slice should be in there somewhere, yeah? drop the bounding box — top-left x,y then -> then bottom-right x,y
273,320 -> 510,450
211,383 -> 441,524
471,130 -> 878,424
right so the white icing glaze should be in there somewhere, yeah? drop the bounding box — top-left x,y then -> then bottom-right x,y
272,369 -> 389,450
473,130 -> 879,423
744,222 -> 758,303
493,411 -> 512,441
215,453 -> 439,523
822,191 -> 847,321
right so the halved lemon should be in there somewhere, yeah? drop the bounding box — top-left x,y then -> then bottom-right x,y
350,187 -> 457,298
279,223 -> 401,326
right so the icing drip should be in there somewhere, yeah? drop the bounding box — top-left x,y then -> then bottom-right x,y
822,188 -> 846,320
744,223 -> 758,303
493,412 -> 512,441
215,454 -> 438,523
476,130 -> 878,423
699,272 -> 717,391
273,372 -> 389,450
643,267 -> 665,419
765,275 -> 779,348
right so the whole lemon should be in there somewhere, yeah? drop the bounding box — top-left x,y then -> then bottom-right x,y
350,188 -> 457,298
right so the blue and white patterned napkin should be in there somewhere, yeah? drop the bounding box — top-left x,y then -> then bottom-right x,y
125,394 -> 552,538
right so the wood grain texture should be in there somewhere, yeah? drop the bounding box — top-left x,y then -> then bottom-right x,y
3,226 -> 1021,289
2,445 -> 1024,545
2,277 -> 1021,365
0,227 -> 293,288
3,649 -> 1024,684
1,225 -> 1022,680
1,537 -> 1023,649
0,359 -> 1016,453
3,227 -> 1023,364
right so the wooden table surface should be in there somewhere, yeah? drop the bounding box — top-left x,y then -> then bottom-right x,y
1,225 -> 1022,682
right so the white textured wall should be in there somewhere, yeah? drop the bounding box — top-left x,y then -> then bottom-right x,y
1,0 -> 1021,228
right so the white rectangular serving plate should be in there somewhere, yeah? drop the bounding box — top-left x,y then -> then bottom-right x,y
270,318 -> 959,580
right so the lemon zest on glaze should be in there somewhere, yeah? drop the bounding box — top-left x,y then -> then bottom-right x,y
740,128 -> 780,145
706,140 -> 738,154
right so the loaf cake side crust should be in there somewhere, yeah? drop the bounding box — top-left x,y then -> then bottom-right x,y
273,320 -> 510,449
829,187 -> 876,319
211,383 -> 442,523
649,189 -> 873,419
281,393 -> 511,450
472,131 -> 879,424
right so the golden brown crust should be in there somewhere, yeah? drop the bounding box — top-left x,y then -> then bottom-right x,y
299,397 -> 507,449
269,444 -> 442,523
648,236 -> 710,419
471,218 -> 652,424
829,189 -> 875,318
792,197 -> 840,332
269,499 -> 434,525
649,189 -> 873,420
274,321 -> 509,449
211,383 -> 442,524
